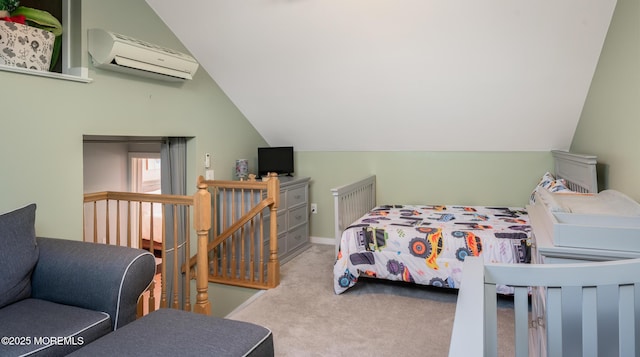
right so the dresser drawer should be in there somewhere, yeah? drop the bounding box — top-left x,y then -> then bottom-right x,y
277,189 -> 287,210
277,234 -> 286,257
287,185 -> 307,208
287,223 -> 308,252
269,177 -> 311,263
263,235 -> 286,260
276,211 -> 287,235
288,205 -> 307,229
262,209 -> 287,235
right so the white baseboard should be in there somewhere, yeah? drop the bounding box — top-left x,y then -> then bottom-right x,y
310,236 -> 335,246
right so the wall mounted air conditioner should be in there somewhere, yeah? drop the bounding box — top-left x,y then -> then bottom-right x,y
88,28 -> 199,82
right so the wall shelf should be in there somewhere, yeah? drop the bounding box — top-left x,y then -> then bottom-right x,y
0,64 -> 92,83
0,0 -> 91,83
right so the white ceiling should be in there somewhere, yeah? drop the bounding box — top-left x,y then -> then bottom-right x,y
146,0 -> 616,151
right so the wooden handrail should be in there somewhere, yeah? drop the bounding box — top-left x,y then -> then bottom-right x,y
182,197 -> 274,272
183,173 -> 281,289
82,190 -> 201,315
83,173 -> 282,318
84,191 -> 193,205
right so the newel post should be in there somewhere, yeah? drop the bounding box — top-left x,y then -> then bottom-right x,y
267,173 -> 280,288
193,176 -> 212,315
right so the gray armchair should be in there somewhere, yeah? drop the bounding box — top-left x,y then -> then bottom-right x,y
0,203 -> 156,357
31,237 -> 156,330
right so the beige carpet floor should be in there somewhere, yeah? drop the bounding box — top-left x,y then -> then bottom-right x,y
228,244 -> 516,356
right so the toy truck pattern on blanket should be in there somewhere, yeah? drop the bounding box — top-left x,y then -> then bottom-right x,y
333,204 -> 530,294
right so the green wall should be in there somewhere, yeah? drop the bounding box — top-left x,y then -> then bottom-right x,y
298,151 -> 553,240
0,0 -> 267,240
571,0 -> 640,199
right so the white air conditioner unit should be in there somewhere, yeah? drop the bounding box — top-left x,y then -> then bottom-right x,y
87,28 -> 199,82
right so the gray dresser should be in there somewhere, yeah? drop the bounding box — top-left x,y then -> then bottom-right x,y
269,176 -> 311,263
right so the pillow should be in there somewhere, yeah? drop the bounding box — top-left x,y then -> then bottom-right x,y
0,204 -> 39,309
530,172 -> 572,204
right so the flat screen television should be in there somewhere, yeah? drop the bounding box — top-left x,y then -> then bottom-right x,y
258,146 -> 294,177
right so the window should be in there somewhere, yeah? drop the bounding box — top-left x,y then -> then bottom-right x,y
129,153 -> 162,252
130,154 -> 161,194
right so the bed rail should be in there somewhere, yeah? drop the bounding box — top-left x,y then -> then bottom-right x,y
331,175 -> 376,255
449,257 -> 640,356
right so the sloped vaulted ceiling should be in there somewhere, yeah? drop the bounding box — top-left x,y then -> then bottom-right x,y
145,0 -> 616,151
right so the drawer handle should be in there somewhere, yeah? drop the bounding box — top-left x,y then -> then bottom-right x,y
294,195 -> 301,199
295,215 -> 302,220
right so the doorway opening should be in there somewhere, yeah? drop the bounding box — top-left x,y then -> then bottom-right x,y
83,135 -> 190,313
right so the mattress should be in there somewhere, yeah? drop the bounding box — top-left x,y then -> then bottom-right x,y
333,204 -> 531,294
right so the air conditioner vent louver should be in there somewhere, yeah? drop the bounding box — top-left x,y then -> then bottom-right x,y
88,28 -> 199,82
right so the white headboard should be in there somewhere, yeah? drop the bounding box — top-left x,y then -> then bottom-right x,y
551,150 -> 598,193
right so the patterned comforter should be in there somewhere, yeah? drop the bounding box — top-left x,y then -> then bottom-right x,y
333,204 -> 531,294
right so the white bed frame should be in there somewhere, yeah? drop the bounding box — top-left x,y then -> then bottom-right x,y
551,149 -> 598,193
331,175 -> 376,255
449,256 -> 640,356
330,150 -> 598,254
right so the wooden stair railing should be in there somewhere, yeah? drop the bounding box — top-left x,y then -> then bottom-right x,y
193,177 -> 211,315
83,174 -> 282,319
184,174 -> 281,290
83,190 -> 208,315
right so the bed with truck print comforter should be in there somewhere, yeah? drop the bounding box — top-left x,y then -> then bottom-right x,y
333,204 -> 531,294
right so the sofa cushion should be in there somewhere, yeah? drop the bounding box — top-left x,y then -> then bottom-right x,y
0,204 -> 39,309
67,308 -> 274,357
0,298 -> 112,356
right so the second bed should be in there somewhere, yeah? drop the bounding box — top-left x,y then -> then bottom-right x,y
331,150 -> 598,295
